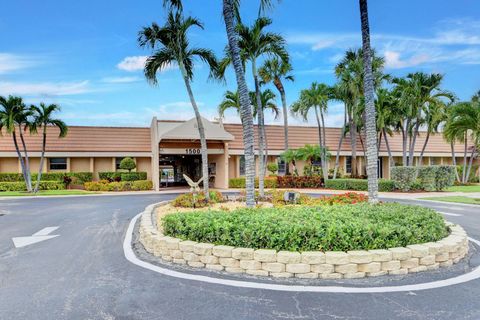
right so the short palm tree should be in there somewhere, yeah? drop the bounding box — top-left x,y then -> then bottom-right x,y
251,89 -> 280,119
258,57 -> 294,172
138,8 -> 217,198
218,90 -> 241,120
280,148 -> 299,176
291,82 -> 331,182
0,95 -> 34,191
31,103 -> 68,193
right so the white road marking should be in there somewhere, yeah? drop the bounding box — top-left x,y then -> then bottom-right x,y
12,226 -> 60,248
124,211 -> 480,293
437,211 -> 463,217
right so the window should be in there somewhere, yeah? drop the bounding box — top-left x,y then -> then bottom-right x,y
277,157 -> 286,175
49,158 -> 67,170
115,157 -> 124,170
345,156 -> 352,174
430,157 -> 441,165
239,156 -> 245,176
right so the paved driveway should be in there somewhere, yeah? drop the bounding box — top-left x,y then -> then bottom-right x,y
0,194 -> 479,320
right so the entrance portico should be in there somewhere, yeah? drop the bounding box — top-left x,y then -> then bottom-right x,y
150,117 -> 233,191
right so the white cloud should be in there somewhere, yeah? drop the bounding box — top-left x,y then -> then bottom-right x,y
101,76 -> 142,83
117,55 -> 177,72
384,51 -> 430,69
0,53 -> 38,74
0,80 -> 91,96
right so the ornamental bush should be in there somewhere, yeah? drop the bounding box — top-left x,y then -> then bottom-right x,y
121,172 -> 147,181
324,178 -> 395,192
417,166 -> 437,191
84,180 -> 152,191
436,165 -> 456,190
277,175 -> 323,188
0,181 -> 65,191
228,177 -> 277,188
266,162 -> 278,175
391,166 -> 456,191
162,203 -> 449,252
0,172 -> 93,184
172,191 -> 224,208
119,157 -> 136,172
391,166 -> 418,191
98,172 -> 122,181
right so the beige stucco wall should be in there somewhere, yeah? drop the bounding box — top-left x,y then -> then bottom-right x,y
228,156 -> 237,179
0,157 -> 19,172
136,157 -> 152,179
94,157 -> 113,180
208,154 -> 228,189
70,158 -> 90,172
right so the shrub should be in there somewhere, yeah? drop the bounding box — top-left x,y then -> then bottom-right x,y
277,175 -> 323,188
68,172 -> 93,185
0,181 -> 64,192
268,190 -> 368,206
436,165 -> 456,190
303,164 -> 323,177
162,203 -> 449,252
457,164 -> 479,183
84,180 -> 152,191
121,172 -> 147,181
228,177 -> 277,188
391,166 -> 418,191
172,191 -> 224,208
417,166 -> 437,191
119,157 -> 136,172
266,162 -> 278,175
324,178 -> 395,192
98,172 -> 122,181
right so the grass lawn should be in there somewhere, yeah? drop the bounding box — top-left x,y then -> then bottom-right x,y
422,196 -> 480,205
445,184 -> 480,192
0,190 -> 99,197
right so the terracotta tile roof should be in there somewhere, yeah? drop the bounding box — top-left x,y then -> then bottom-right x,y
0,126 -> 151,152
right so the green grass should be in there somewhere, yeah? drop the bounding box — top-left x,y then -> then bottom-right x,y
422,196 -> 480,205
445,184 -> 480,192
0,190 -> 98,197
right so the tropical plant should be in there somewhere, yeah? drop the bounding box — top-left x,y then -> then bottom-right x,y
375,88 -> 396,168
291,82 -> 331,182
119,157 -> 136,173
30,103 -> 68,193
296,144 -> 330,177
138,6 -> 218,199
280,149 -> 299,176
218,90 -> 241,119
258,57 -> 294,174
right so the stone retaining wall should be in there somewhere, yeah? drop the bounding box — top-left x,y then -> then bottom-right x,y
138,202 -> 469,279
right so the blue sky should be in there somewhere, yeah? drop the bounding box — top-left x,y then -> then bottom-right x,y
3,0 -> 480,127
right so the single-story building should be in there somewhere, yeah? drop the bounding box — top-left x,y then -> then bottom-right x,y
0,116 -> 477,190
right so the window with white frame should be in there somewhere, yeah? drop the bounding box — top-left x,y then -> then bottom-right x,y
49,158 -> 67,170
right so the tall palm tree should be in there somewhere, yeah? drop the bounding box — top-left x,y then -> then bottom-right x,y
0,96 -> 32,191
258,57 -> 294,174
218,90 -> 241,120
375,88 -> 396,168
417,101 -> 448,166
359,0 -> 379,203
218,17 -> 288,197
138,8 -> 217,198
31,103 -> 68,193
291,82 -> 331,182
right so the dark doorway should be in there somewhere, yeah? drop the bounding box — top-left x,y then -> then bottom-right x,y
159,155 -> 202,187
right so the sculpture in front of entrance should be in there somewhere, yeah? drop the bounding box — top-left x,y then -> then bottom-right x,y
183,174 -> 204,193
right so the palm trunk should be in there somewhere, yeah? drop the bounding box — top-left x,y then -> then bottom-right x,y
12,131 -> 29,190
320,110 -> 328,182
359,0 -> 378,203
18,126 -> 32,192
179,62 -> 209,199
408,114 -> 421,166
279,86 -> 290,175
34,127 -> 47,193
451,141 -> 461,182
383,128 -> 394,168
465,146 -> 476,183
223,0 -> 255,206
418,131 -> 430,168
402,122 -> 408,166
463,133 -> 468,183
333,125 -> 346,179
252,62 -> 265,197
350,118 -> 358,177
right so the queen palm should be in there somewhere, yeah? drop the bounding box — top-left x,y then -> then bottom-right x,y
31,103 -> 68,193
291,82 -> 331,182
138,8 -> 217,198
218,17 -> 288,197
258,57 -> 294,174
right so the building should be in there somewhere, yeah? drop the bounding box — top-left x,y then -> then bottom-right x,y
0,116 -> 477,190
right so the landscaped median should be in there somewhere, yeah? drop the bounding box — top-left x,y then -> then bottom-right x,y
138,193 -> 469,280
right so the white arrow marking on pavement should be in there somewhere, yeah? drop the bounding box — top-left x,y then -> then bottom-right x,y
12,226 -> 59,248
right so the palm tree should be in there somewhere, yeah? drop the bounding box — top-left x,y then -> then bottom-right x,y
218,90 -> 241,120
31,103 -> 68,193
280,148 -> 299,176
417,101 -> 448,166
375,88 -> 396,168
291,82 -> 331,182
0,96 -> 32,191
138,8 -> 217,198
218,17 -> 288,197
296,144 -> 330,176
258,57 -> 294,174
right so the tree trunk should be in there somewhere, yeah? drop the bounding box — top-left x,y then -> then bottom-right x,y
450,141 -> 461,182
18,125 -> 32,192
465,146 -> 476,183
418,131 -> 430,168
401,125 -> 407,166
179,61 -> 209,199
408,116 -> 421,166
359,0 -> 378,203
333,125 -> 346,179
12,131 -> 29,190
223,0 -> 255,206
350,118 -> 358,177
34,127 -> 47,193
463,133 -> 468,183
320,110 -> 328,181
383,128 -> 394,169
279,86 -> 290,175
252,62 -> 265,197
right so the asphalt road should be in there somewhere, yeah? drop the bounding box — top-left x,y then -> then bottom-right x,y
0,193 -> 479,320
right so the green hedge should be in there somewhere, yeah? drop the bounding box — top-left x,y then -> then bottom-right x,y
325,178 -> 395,192
391,166 -> 456,191
277,176 -> 323,188
0,181 -> 65,192
0,172 -> 93,184
98,171 -> 147,181
457,164 -> 479,183
84,180 -> 153,191
228,177 -> 277,188
98,172 -> 122,181
162,203 -> 449,252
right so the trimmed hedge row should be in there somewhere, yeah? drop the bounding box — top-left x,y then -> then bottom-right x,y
228,177 -> 277,188
84,180 -> 153,191
0,172 -> 93,184
324,178 -> 395,192
391,165 -> 456,191
98,171 -> 147,181
162,203 -> 449,252
0,181 -> 65,192
277,176 -> 323,188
